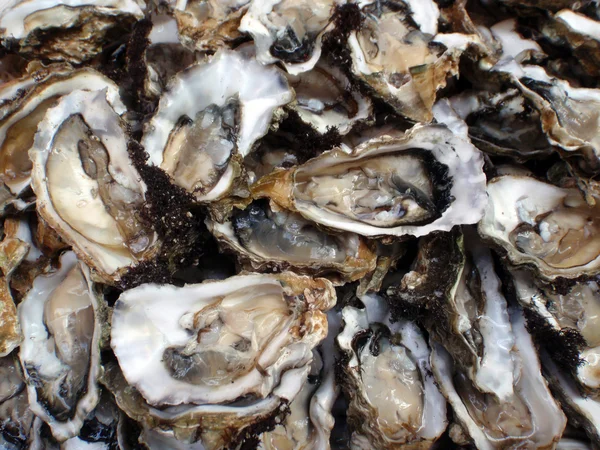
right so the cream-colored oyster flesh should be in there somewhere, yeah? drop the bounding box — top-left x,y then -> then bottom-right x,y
18,251 -> 101,441
111,272 -> 335,448
30,89 -> 157,283
479,174 -> 600,279
337,294 -> 447,449
0,67 -> 123,213
252,124 -> 487,238
142,49 -> 293,202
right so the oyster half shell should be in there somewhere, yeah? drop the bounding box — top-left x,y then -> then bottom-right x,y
252,124 -> 487,238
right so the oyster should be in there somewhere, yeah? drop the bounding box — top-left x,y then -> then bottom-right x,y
30,89 -> 157,283
0,0 -> 145,63
337,294 -> 447,449
252,124 -> 487,238
347,0 -> 474,122
18,251 -> 102,441
431,305 -> 567,449
479,174 -> 600,280
141,49 -> 293,202
495,63 -> 600,173
110,272 -> 335,448
144,14 -> 198,101
258,309 -> 339,450
448,88 -> 556,161
0,354 -> 36,449
0,66 -> 123,214
391,229 -> 521,399
512,269 -> 600,396
540,10 -> 600,81
173,0 -> 251,51
207,200 -> 376,282
239,0 -> 340,75
285,59 -> 373,135
543,353 -> 600,446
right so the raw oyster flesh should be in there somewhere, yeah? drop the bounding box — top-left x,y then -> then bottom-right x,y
4,0 -> 600,449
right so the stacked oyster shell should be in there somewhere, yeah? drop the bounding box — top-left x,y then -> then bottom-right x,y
1,0 -> 600,448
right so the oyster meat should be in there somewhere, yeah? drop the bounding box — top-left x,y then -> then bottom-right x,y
30,89 -> 157,283
252,124 -> 487,238
337,294 -> 447,449
207,200 -> 376,282
141,49 -> 293,202
111,272 -> 335,448
479,174 -> 600,280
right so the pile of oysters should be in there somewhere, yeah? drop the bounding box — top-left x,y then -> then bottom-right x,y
1,0 -> 600,448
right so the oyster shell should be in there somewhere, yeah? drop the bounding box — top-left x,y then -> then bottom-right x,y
141,49 -> 293,202
543,352 -> 600,446
337,294 -> 447,449
207,200 -> 376,282
0,0 -> 145,63
0,65 -> 123,215
0,218 -> 31,356
18,251 -> 102,441
110,272 -> 335,448
431,305 -> 567,449
30,89 -> 157,283
448,88 -> 556,161
479,174 -> 600,280
258,319 -> 338,450
173,0 -> 251,51
494,62 -> 600,173
239,0 -> 340,75
285,58 -> 373,135
512,269 -> 600,396
252,124 -> 487,238
347,0 -> 476,122
0,354 -> 36,449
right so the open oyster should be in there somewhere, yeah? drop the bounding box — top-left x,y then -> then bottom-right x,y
30,89 -> 157,283
111,272 -> 335,448
252,124 -> 486,238
543,352 -> 600,446
398,229 -> 521,399
495,63 -> 600,173
512,269 -> 600,397
540,10 -> 600,81
258,310 -> 339,449
141,49 -> 293,202
431,305 -> 566,449
0,65 -> 123,215
18,251 -> 102,441
448,88 -> 556,161
207,200 -> 376,282
239,0 -> 340,75
0,0 -> 145,63
285,59 -> 373,135
173,0 -> 251,51
347,0 -> 475,122
0,354 -> 36,449
337,294 -> 447,449
479,174 -> 600,280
